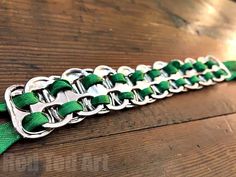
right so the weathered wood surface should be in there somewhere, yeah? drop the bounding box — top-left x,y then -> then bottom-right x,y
2,113 -> 236,177
0,0 -> 236,176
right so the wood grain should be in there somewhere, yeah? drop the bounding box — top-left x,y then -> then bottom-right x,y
0,0 -> 236,176
2,113 -> 236,177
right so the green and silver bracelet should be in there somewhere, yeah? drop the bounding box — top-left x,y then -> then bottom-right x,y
0,55 -> 236,154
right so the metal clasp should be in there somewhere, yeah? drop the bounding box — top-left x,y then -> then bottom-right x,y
153,60 -> 186,94
24,76 -> 76,129
151,61 -> 174,98
118,66 -> 154,106
199,55 -> 232,82
184,58 -> 203,90
4,85 -> 54,138
94,65 -> 131,110
62,68 -> 108,118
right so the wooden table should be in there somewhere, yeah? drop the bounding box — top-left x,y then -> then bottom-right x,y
0,0 -> 236,176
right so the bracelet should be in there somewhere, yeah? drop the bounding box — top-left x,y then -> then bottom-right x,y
0,55 -> 235,154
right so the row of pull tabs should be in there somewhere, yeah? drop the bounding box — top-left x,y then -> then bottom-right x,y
4,56 -> 231,138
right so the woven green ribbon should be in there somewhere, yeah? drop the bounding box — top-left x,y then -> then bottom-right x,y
0,60 -> 235,154
224,61 -> 236,81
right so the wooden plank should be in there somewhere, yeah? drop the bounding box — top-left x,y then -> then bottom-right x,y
1,113 -> 236,176
0,1 -> 236,176
156,0 -> 236,39
0,0 -> 235,153
0,0 -> 235,90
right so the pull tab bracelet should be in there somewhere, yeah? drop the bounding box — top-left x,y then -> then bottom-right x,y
0,55 -> 236,154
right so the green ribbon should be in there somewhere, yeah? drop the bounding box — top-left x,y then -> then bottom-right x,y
223,61 -> 236,81
0,112 -> 49,154
0,102 -> 7,112
0,60 -> 235,154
